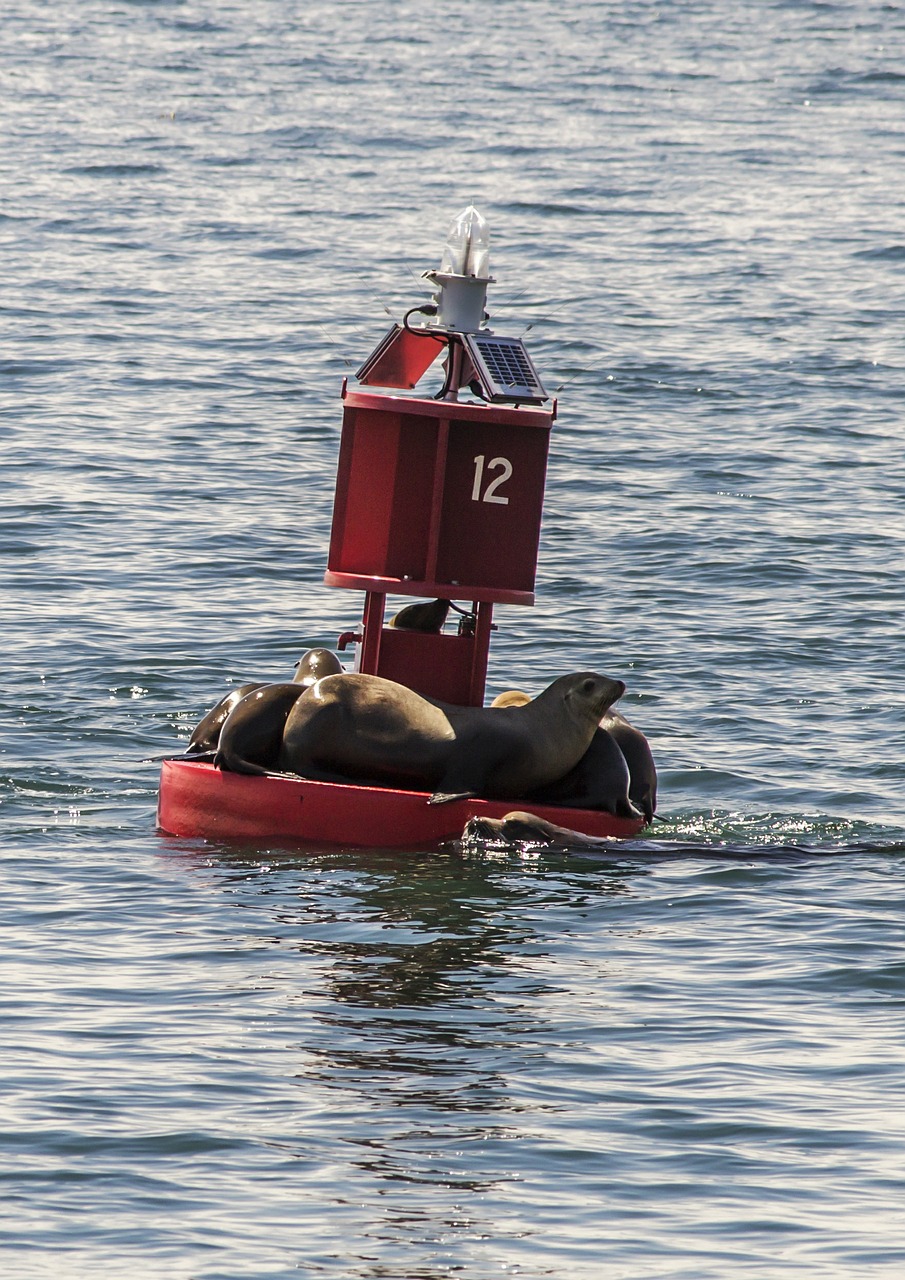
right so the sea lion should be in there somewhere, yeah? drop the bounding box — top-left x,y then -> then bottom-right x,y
601,709 -> 658,822
278,671 -> 627,805
294,648 -> 344,686
185,648 -> 343,757
214,683 -> 311,776
186,682 -> 265,755
489,689 -> 531,709
463,811 -> 613,850
529,727 -> 642,819
387,598 -> 451,633
490,689 -> 531,709
491,689 -> 656,821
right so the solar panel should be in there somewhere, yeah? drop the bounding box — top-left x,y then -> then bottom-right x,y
463,333 -> 548,404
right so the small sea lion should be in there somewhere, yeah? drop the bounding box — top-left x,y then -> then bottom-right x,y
464,811 -> 613,850
186,649 -> 343,757
460,815 -> 507,842
490,689 -> 531,709
529,727 -> 642,819
490,688 -> 656,821
278,670 -> 626,805
387,598 -> 451,633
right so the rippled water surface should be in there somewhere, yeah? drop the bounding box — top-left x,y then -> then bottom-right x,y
3,1 -> 905,1276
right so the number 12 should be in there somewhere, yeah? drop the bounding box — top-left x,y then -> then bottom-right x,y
471,455 -> 513,505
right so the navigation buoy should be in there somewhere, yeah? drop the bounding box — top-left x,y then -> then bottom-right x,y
157,207 -> 648,847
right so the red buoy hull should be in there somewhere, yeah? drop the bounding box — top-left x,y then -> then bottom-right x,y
157,759 -> 645,848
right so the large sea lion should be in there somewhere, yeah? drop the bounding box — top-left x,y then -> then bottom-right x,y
201,649 -> 344,773
491,688 -> 656,822
278,671 -> 626,804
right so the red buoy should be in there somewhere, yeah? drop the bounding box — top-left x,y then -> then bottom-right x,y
158,207 -> 647,847
158,760 -> 643,849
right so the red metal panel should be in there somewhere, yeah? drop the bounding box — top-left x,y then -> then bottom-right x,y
356,324 -> 447,389
326,391 -> 552,604
158,759 -> 645,849
384,413 -> 437,580
329,407 -> 397,574
343,388 -> 552,430
373,628 -> 479,705
435,417 -> 549,593
358,591 -> 386,675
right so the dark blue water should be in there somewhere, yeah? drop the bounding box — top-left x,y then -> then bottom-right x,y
3,2 -> 905,1275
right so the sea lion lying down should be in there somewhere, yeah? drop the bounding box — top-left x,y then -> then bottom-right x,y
185,648 -> 343,767
276,670 -> 627,805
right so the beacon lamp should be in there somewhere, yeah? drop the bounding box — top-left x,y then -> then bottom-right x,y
356,205 -> 548,405
422,204 -> 495,334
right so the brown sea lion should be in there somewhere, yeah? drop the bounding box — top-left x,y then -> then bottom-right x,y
213,683 -> 311,776
489,689 -> 531,709
294,648 -> 344,687
463,811 -> 613,850
490,689 -> 531,709
529,727 -> 642,819
491,688 -> 656,822
186,648 -> 343,757
387,598 -> 451,633
202,649 -> 344,774
186,682 -> 265,755
278,671 -> 626,805
600,710 -> 658,823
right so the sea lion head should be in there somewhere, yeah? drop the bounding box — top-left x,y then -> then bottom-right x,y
461,815 -> 507,842
293,648 -> 344,687
553,671 -> 626,722
388,598 -> 451,633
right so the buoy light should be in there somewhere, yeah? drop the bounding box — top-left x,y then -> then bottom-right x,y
439,204 -> 491,278
423,203 -> 495,335
356,204 -> 548,404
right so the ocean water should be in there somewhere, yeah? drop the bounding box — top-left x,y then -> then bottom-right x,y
3,0 -> 905,1275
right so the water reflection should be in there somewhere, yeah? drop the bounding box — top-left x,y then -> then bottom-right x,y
187,840 -> 631,1253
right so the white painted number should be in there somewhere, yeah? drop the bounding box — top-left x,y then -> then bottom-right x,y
471,455 -> 513,505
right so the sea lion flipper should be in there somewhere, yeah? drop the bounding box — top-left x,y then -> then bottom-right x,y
213,750 -> 270,776
428,789 -> 478,806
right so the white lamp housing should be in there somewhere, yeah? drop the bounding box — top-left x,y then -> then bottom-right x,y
440,204 -> 490,277
422,204 -> 495,333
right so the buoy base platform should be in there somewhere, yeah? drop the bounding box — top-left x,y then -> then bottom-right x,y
158,759 -> 645,849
